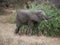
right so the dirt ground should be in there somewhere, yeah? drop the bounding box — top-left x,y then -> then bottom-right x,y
0,9 -> 60,45
0,23 -> 60,45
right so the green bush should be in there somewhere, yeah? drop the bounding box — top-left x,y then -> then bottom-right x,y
29,3 -> 60,36
14,2 -> 60,36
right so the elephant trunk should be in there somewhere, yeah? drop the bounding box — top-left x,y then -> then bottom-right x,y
46,15 -> 55,20
43,15 -> 55,22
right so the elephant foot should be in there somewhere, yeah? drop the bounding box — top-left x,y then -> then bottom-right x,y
15,29 -> 19,34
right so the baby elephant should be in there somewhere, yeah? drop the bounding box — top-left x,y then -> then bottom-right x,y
15,9 -> 54,34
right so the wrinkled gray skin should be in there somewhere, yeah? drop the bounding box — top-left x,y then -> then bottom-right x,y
15,9 -> 54,34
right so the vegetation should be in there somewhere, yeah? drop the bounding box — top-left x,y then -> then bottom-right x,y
0,0 -> 60,36
17,2 -> 60,36
29,2 -> 60,36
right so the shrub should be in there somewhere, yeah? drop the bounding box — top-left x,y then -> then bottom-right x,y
29,2 -> 60,36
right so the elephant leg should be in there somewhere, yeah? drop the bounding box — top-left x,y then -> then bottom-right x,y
15,22 -> 22,34
26,21 -> 33,35
33,22 -> 39,35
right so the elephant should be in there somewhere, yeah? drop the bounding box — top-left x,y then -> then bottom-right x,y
15,9 -> 54,35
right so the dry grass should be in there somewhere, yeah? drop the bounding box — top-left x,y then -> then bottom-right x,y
0,9 -> 60,45
0,15 -> 16,23
0,9 -> 16,23
0,23 -> 60,45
